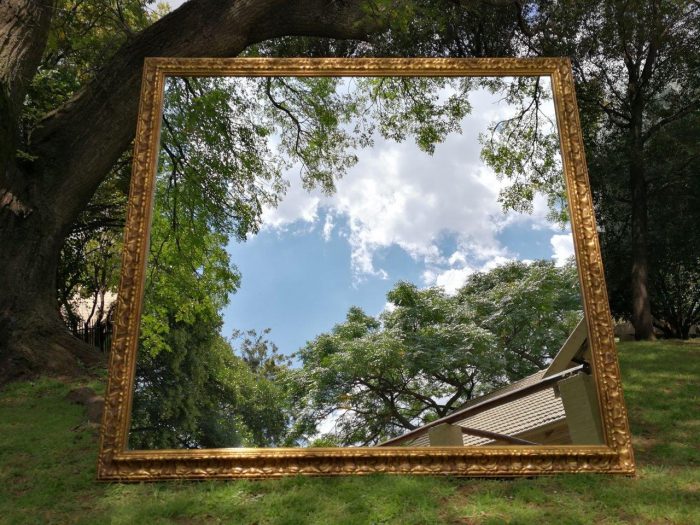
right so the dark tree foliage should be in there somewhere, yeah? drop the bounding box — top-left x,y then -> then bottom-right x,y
537,0 -> 700,339
130,322 -> 293,449
644,114 -> 700,338
130,320 -> 244,449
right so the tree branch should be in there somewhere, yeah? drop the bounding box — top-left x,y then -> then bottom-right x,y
27,0 -> 384,230
643,101 -> 700,143
265,77 -> 306,158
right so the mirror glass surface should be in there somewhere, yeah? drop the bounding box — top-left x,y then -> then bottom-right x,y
127,75 -> 602,450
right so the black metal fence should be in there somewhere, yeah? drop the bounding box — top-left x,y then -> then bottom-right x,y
72,318 -> 113,353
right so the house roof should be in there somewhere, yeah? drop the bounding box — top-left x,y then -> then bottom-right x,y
407,371 -> 566,446
379,318 -> 589,447
379,365 -> 583,446
542,318 -> 588,378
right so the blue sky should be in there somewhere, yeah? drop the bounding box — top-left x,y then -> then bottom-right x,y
222,211 -> 566,359
222,213 -> 425,357
213,79 -> 575,358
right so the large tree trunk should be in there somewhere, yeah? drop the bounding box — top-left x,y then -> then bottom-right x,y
0,0 -> 382,384
0,225 -> 104,384
624,19 -> 661,342
0,0 -> 94,383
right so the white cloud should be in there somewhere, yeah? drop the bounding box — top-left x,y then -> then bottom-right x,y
255,79 -> 565,282
327,126 -> 508,280
427,254 -> 515,295
481,255 -> 514,272
382,302 -> 397,314
322,213 -> 335,241
434,267 -> 475,295
550,233 -> 575,266
260,177 -> 320,230
422,269 -> 437,285
448,251 -> 467,266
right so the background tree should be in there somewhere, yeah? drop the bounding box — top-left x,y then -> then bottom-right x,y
229,328 -> 295,446
234,328 -> 292,379
0,0 -> 397,382
518,0 -> 700,338
290,260 -> 582,446
644,113 -> 700,339
458,259 -> 582,381
430,0 -> 700,339
131,325 -> 295,449
131,321 -> 243,449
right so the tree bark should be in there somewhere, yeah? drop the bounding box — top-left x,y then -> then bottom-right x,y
628,94 -> 655,340
0,0 -> 52,176
0,0 -> 92,383
622,9 -> 661,341
0,0 -> 383,383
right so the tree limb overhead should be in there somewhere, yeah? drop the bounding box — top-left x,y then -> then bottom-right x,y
29,0 -> 383,224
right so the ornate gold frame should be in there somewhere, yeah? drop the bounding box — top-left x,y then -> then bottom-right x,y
97,58 -> 635,481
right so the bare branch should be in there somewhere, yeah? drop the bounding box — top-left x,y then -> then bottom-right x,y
643,101 -> 700,142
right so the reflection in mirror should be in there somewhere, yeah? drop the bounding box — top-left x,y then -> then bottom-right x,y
128,75 -> 601,450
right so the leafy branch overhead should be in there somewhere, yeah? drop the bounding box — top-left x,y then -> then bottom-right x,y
479,76 -> 567,224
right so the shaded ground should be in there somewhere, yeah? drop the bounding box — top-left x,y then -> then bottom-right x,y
1,340 -> 698,524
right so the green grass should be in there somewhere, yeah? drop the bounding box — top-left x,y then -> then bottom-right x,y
1,340 -> 698,524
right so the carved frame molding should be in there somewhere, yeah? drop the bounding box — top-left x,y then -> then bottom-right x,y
97,57 -> 635,481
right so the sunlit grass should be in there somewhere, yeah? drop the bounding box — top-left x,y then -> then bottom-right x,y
1,341 -> 698,524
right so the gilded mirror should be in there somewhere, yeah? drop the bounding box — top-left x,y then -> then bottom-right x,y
98,58 -> 635,480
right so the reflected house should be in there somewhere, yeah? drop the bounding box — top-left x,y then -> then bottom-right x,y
379,320 -> 605,447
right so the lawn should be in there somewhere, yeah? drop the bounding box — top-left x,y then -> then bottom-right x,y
1,340 -> 698,524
